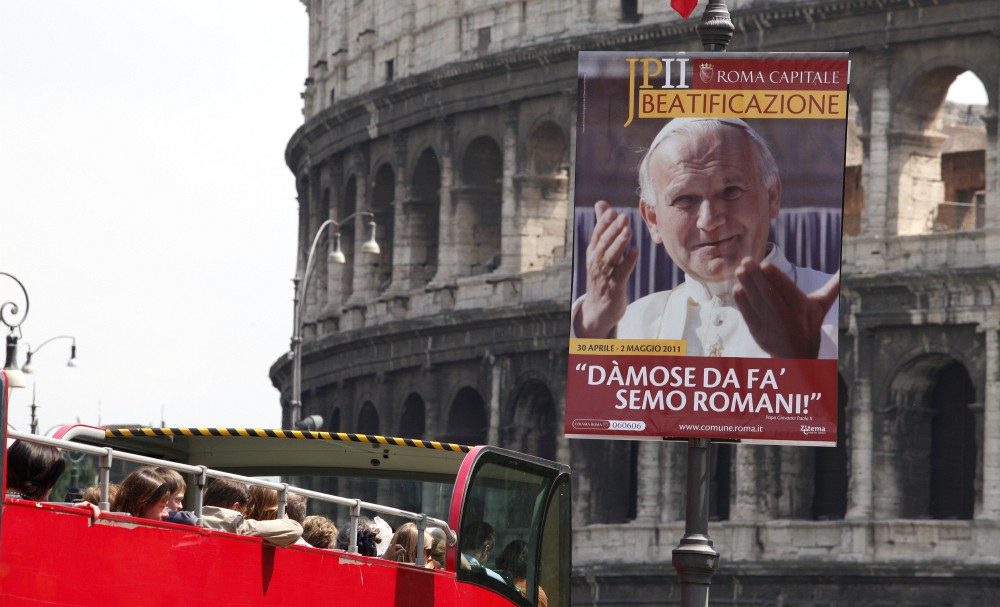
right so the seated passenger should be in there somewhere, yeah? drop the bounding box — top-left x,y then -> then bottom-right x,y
200,478 -> 302,547
426,526 -> 447,570
459,520 -> 506,584
82,482 -> 119,507
286,492 -> 308,524
335,516 -> 379,556
111,467 -> 171,521
372,515 -> 394,557
302,515 -> 338,549
245,485 -> 279,521
383,522 -> 422,564
497,539 -> 549,607
5,440 -> 66,501
154,467 -> 196,525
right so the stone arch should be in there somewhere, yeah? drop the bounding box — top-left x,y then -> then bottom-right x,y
929,361 -> 976,519
356,399 -> 380,504
409,147 -> 441,285
445,386 -> 488,446
357,400 -> 380,435
398,392 -> 426,438
456,135 -> 502,276
813,374 -> 849,519
878,353 -> 976,518
371,162 -> 396,292
503,376 -> 556,460
889,61 -> 987,234
517,119 -> 570,271
328,406 -> 341,432
843,94 -> 865,236
525,119 -> 568,176
338,175 -> 358,299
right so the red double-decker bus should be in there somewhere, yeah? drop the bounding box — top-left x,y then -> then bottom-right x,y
0,373 -> 570,607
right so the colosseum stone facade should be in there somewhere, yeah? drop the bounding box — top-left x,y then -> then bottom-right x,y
270,1 -> 1000,604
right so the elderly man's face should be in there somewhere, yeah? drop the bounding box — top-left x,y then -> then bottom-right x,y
640,126 -> 780,283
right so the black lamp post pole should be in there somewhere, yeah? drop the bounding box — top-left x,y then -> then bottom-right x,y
671,3 -> 734,606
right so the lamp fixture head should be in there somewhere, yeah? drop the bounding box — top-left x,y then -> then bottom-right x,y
362,219 -> 381,255
328,232 -> 347,264
67,344 -> 79,368
4,334 -> 27,389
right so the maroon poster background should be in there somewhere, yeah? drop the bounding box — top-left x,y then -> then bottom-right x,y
565,354 -> 838,445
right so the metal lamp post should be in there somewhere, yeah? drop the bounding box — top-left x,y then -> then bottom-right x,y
671,3 -> 735,607
289,211 -> 379,428
1,272 -> 30,389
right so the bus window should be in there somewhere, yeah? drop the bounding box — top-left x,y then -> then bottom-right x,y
457,449 -> 569,607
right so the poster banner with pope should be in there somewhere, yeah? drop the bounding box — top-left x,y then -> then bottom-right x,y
566,51 -> 849,446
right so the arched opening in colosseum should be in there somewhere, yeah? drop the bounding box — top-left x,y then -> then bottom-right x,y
843,94 -> 864,236
355,400 -> 381,503
458,136 -> 502,276
410,148 -> 441,285
813,374 -> 849,519
709,443 -> 731,521
880,354 -> 976,519
399,392 -> 426,438
929,361 -> 977,519
372,163 -> 396,293
357,400 -> 380,434
520,121 -> 569,271
445,386 -> 488,445
891,67 -> 987,235
504,378 -> 556,460
338,175 -> 357,300
395,393 -> 427,515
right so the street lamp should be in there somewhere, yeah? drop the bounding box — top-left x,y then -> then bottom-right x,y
1,272 -> 30,389
289,211 -> 379,428
22,335 -> 79,374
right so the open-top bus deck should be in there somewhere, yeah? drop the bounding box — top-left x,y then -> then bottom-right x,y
0,374 -> 570,607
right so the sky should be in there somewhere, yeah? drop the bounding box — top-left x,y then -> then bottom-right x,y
0,3 -> 991,435
1,2 -> 307,432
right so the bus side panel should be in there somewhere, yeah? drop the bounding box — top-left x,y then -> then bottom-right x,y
0,501 -> 516,607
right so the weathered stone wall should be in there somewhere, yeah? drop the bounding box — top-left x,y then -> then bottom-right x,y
274,1 -> 1000,605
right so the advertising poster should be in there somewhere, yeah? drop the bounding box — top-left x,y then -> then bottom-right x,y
566,52 -> 849,446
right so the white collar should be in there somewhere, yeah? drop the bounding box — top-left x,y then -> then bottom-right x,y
681,244 -> 791,302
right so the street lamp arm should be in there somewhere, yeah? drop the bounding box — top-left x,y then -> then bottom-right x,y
27,335 -> 76,356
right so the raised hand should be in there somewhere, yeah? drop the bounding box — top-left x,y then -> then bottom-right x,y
733,258 -> 839,359
575,200 -> 639,338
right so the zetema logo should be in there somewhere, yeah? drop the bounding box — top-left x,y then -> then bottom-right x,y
801,425 -> 826,435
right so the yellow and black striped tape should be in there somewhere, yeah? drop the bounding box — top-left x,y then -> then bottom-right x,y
105,427 -> 471,453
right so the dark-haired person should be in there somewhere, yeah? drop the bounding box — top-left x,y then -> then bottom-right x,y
111,467 -> 171,521
496,539 -> 549,607
200,478 -> 302,547
5,440 -> 66,501
154,466 -> 196,525
335,516 -> 379,557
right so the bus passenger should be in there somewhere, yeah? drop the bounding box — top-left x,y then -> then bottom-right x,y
4,440 -> 66,501
302,515 -> 338,549
497,540 -> 549,607
154,467 -> 196,525
200,478 -> 302,547
459,521 -> 506,583
335,516 -> 379,556
426,526 -> 447,570
383,522 -> 422,564
111,467 -> 171,521
82,483 -> 119,506
245,485 -> 279,521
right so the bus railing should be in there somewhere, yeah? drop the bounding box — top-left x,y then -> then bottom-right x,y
6,429 -> 455,563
